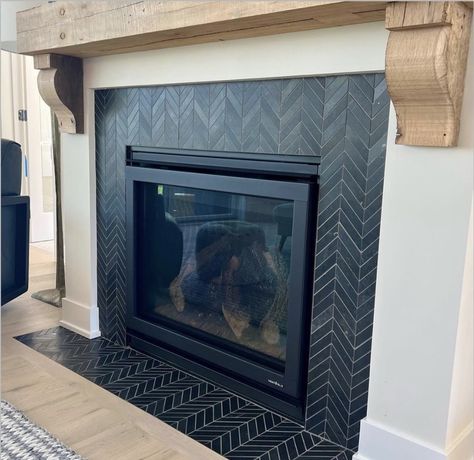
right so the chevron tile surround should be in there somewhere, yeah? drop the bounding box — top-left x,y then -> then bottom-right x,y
95,75 -> 390,451
16,327 -> 351,460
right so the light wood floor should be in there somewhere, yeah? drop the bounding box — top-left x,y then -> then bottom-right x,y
1,244 -> 224,460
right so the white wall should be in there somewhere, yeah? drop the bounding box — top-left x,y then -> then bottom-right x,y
60,92 -> 99,337
369,111 -> 472,444
57,19 -> 473,459
445,196 -> 473,452
1,50 -> 27,148
1,0 -> 49,52
356,27 -> 474,460
0,50 -> 29,195
1,49 -> 55,241
1,50 -> 16,140
85,22 -> 387,88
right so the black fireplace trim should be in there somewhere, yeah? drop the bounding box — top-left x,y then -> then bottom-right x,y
125,147 -> 319,422
126,145 -> 320,179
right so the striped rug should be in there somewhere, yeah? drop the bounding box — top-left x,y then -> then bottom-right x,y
1,400 -> 82,459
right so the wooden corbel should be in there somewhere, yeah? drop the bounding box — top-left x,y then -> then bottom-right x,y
34,54 -> 84,134
385,2 -> 472,147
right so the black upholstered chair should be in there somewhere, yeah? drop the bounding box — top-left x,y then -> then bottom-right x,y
1,139 -> 30,305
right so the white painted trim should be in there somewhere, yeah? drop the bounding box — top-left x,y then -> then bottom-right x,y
60,297 -> 100,339
59,320 -> 101,339
84,22 -> 387,89
447,423 -> 474,460
354,419 -> 474,460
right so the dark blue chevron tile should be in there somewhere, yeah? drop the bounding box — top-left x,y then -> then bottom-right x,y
101,364 -> 184,400
65,348 -> 146,374
317,198 -> 342,234
349,385 -> 370,416
260,81 -> 281,154
159,389 -> 245,434
317,182 -> 342,217
324,77 -> 349,115
242,81 -> 262,153
138,87 -> 152,146
94,74 -> 389,452
190,405 -> 282,455
280,79 -> 303,155
345,117 -> 371,156
354,323 -> 373,349
295,439 -> 348,459
209,83 -> 226,150
301,78 -> 324,156
226,421 -> 310,460
225,82 -> 243,151
335,451 -> 352,460
324,413 -> 346,447
151,86 -> 165,146
193,84 -> 210,150
127,87 -> 140,146
354,309 -> 374,339
79,354 -> 158,386
346,102 -> 371,138
178,85 -> 195,149
341,169 -> 365,207
348,77 -> 374,115
322,96 -> 348,134
308,350 -> 332,381
127,375 -> 212,414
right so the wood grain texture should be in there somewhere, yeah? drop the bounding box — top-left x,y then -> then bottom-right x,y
34,54 -> 84,134
385,1 -> 449,29
16,1 -> 387,58
385,1 -> 472,146
1,245 -> 224,460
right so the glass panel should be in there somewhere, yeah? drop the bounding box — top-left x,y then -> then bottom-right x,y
136,182 -> 294,364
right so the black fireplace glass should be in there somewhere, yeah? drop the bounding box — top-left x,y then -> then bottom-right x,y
136,181 -> 294,365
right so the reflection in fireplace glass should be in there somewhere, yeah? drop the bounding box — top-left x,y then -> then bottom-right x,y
136,182 -> 294,364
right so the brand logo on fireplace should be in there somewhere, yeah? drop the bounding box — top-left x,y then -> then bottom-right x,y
268,379 -> 284,388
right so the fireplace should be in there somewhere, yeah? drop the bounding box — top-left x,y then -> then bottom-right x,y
125,146 -> 319,420
96,75 -> 389,449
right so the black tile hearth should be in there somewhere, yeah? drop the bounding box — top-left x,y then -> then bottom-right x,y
16,327 -> 352,460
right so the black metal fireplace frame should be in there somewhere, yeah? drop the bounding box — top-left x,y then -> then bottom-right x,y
125,147 -> 319,420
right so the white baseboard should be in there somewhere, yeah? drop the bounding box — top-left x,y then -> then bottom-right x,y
354,419 -> 474,460
60,297 -> 101,339
59,319 -> 101,339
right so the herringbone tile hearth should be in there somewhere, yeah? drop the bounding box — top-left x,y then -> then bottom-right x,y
16,327 -> 351,460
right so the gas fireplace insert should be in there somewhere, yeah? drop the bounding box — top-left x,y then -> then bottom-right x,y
125,146 -> 319,420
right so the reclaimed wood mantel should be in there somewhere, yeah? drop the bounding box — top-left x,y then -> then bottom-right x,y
16,0 -> 472,146
16,1 -> 388,57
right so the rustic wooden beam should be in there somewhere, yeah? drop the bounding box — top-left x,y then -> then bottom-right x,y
16,1 -> 387,58
34,54 -> 84,134
385,1 -> 472,147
